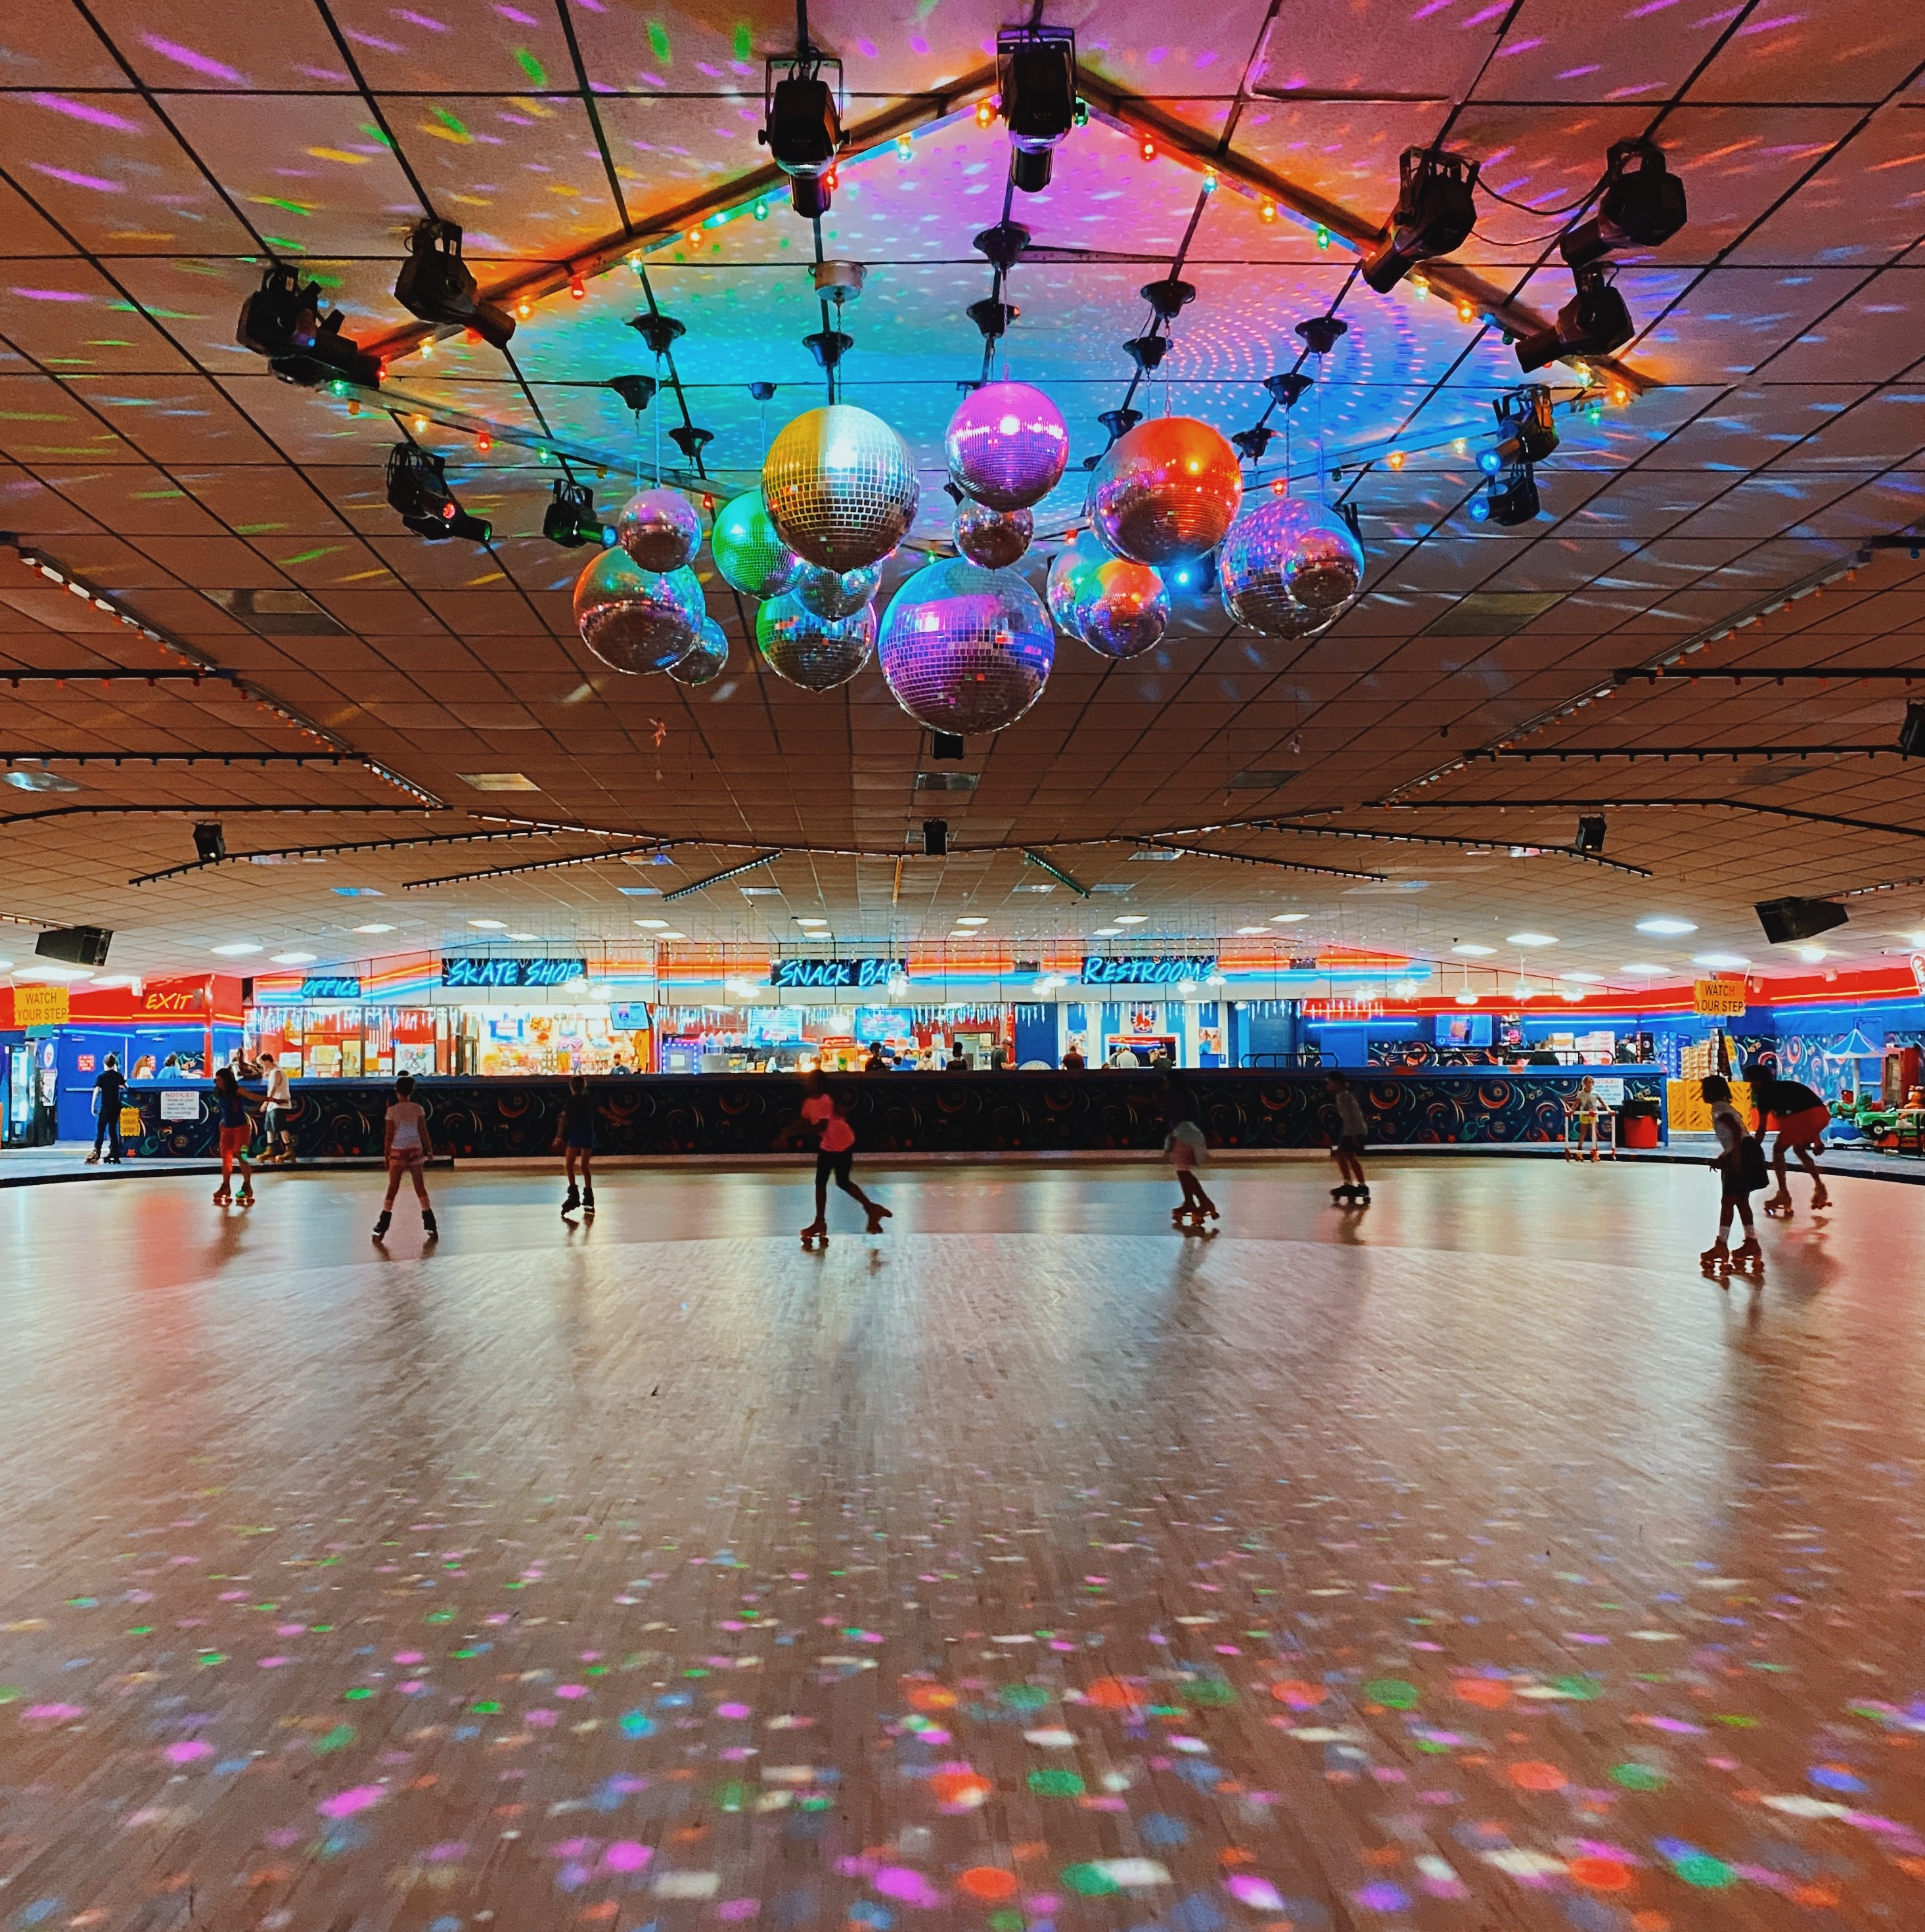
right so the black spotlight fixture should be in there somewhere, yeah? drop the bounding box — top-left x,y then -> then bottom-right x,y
237,264 -> 382,390
1480,384 -> 1559,475
1469,463 -> 1541,527
193,822 -> 227,865
1516,265 -> 1633,373
995,24 -> 1076,193
385,445 -> 491,543
394,219 -> 515,349
1361,147 -> 1480,294
1561,139 -> 1687,269
760,51 -> 843,218
930,732 -> 966,762
543,480 -> 604,549
1899,700 -> 1925,758
1574,815 -> 1606,855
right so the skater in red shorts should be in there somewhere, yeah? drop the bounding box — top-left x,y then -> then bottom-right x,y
1744,1062 -> 1831,1216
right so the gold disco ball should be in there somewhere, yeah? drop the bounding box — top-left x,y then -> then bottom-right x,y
761,403 -> 919,572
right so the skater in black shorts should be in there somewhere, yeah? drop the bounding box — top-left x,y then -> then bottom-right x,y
555,1074 -> 597,1217
1700,1074 -> 1763,1275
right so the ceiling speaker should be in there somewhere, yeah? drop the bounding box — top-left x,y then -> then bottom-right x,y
1900,700 -> 1925,758
35,926 -> 113,967
922,818 -> 949,857
1754,897 -> 1847,946
194,822 -> 227,864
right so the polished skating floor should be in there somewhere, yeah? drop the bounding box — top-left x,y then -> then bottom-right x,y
3,1158 -> 1921,1931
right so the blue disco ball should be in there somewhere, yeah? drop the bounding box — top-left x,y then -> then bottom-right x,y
955,500 -> 1033,569
1046,532 -> 1169,660
668,614 -> 729,687
877,557 -> 1054,735
945,381 -> 1070,511
793,561 -> 882,620
615,486 -> 702,572
1219,495 -> 1356,638
573,547 -> 703,672
756,593 -> 875,691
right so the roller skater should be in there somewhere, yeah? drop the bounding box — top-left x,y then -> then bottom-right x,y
1743,1061 -> 1830,1216
555,1074 -> 597,1217
374,1072 -> 436,1240
779,1069 -> 889,1244
1699,1075 -> 1765,1280
211,1066 -> 257,1207
1163,1069 -> 1219,1232
1326,1070 -> 1371,1207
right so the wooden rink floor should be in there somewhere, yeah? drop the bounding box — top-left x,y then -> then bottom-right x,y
2,1157 -> 1921,1930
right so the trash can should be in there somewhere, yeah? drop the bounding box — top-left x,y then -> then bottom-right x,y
1619,1095 -> 1661,1149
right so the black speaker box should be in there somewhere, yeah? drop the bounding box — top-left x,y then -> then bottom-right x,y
1754,897 -> 1847,946
35,925 -> 114,967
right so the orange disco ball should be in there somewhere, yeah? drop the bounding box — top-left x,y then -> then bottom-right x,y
1089,416 -> 1243,567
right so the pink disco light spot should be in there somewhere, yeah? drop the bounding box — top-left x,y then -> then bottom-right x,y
11,287 -> 91,302
1494,35 -> 1544,54
31,94 -> 144,132
874,1868 -> 943,1908
603,1841 -> 652,1873
317,1783 -> 386,1818
140,35 -> 246,82
164,1739 -> 214,1765
29,164 -> 122,193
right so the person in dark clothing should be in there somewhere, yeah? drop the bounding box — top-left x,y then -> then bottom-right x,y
1700,1074 -> 1765,1274
87,1054 -> 126,1164
554,1074 -> 598,1216
1744,1061 -> 1831,1214
1162,1069 -> 1217,1229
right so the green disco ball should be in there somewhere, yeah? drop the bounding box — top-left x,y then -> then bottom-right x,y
711,488 -> 801,599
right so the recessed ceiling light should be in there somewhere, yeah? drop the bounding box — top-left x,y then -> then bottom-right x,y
1114,914 -> 1148,925
332,886 -> 384,898
4,769 -> 81,793
1093,926 -> 1123,936
1693,951 -> 1750,971
459,771 -> 540,791
956,916 -> 989,926
12,962 -> 93,983
658,930 -> 686,940
1452,942 -> 1496,956
351,923 -> 396,934
1236,925 -> 1269,934
469,919 -> 509,930
795,917 -> 830,927
506,931 -> 539,942
1794,944 -> 1828,963
1506,931 -> 1557,948
271,951 -> 317,965
1637,916 -> 1696,935
1558,971 -> 1604,983
1619,961 -> 1665,975
635,919 -> 671,930
210,941 -> 263,956
1271,912 -> 1308,924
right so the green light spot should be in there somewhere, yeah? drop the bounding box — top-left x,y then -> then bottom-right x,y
472,1699 -> 502,1714
713,1780 -> 747,1812
1001,1683 -> 1050,1709
360,122 -> 393,149
197,1652 -> 228,1667
1552,1676 -> 1602,1701
277,547 -> 332,566
1610,1762 -> 1664,1790
1189,1679 -> 1237,1707
430,106 -> 469,139
1363,1678 -> 1418,1709
732,22 -> 751,58
127,1625 -> 156,1635
1674,1854 -> 1733,1889
256,196 -> 313,216
314,1724 -> 355,1753
988,1916 -> 1024,1932
1060,1864 -> 1118,1897
647,20 -> 671,59
424,1609 -> 453,1624
344,1687 -> 374,1701
1026,1768 -> 1084,1797
260,237 -> 306,253
514,47 -> 548,87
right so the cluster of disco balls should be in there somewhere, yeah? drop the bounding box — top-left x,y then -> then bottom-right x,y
571,386 -> 1363,731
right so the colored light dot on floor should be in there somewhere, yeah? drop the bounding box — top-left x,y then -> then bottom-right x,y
959,1868 -> 1018,1902
1364,1678 -> 1418,1709
1507,1760 -> 1566,1791
1611,1763 -> 1665,1790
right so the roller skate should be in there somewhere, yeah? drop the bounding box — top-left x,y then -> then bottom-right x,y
1809,1183 -> 1830,1212
212,1185 -> 231,1207
800,1221 -> 828,1249
1761,1187 -> 1795,1218
373,1209 -> 391,1239
236,1185 -> 255,1207
1700,1238 -> 1730,1274
865,1203 -> 892,1235
581,1187 -> 595,1217
421,1210 -> 438,1238
1729,1235 -> 1765,1277
1353,1185 -> 1371,1207
1330,1183 -> 1356,1205
561,1183 -> 580,1218
1173,1205 -> 1217,1235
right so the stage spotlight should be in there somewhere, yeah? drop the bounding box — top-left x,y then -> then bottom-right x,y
1479,384 -> 1559,474
1516,265 -> 1633,373
1561,139 -> 1687,269
760,58 -> 843,217
1475,464 -> 1541,527
1361,147 -> 1480,294
385,445 -> 491,543
996,25 -> 1076,193
394,219 -> 516,349
542,480 -> 605,549
237,264 -> 382,390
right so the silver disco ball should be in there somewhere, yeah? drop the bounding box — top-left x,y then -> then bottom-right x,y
573,547 -> 703,672
668,614 -> 729,687
955,500 -> 1033,570
793,561 -> 882,621
1047,532 -> 1169,660
945,380 -> 1070,511
711,488 -> 801,599
1089,415 -> 1243,566
756,593 -> 876,691
1219,493 -> 1362,637
762,403 -> 919,572
877,557 -> 1054,736
615,486 -> 702,572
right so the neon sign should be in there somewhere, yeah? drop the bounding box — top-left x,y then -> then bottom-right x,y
442,957 -> 587,989
1081,955 -> 1218,986
769,957 -> 905,990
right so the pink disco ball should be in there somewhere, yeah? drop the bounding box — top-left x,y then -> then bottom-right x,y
955,500 -> 1033,569
1219,494 -> 1359,637
668,614 -> 729,687
762,403 -> 918,572
573,547 -> 703,672
615,486 -> 702,572
1089,415 -> 1242,566
945,380 -> 1070,511
877,557 -> 1054,736
1047,532 -> 1169,660
756,593 -> 875,691
793,561 -> 882,621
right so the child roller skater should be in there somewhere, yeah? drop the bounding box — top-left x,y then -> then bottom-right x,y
1326,1070 -> 1370,1206
210,1065 -> 258,1207
555,1074 -> 597,1218
782,1069 -> 889,1245
1744,1061 -> 1831,1216
1163,1069 -> 1218,1231
1700,1074 -> 1764,1276
374,1072 -> 437,1239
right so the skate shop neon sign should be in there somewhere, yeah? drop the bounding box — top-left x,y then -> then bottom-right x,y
442,957 -> 588,989
1081,955 -> 1218,986
769,957 -> 906,990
